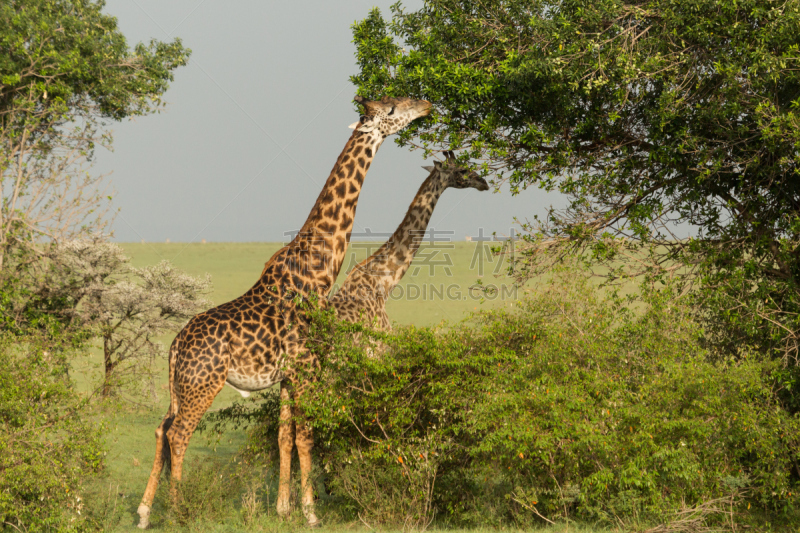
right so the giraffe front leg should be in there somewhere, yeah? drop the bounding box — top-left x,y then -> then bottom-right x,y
295,415 -> 320,527
277,381 -> 295,518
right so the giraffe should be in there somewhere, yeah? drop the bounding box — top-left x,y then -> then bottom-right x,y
331,151 -> 489,330
136,95 -> 431,529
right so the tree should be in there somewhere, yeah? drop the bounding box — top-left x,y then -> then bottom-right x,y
85,257 -> 213,399
0,239 -> 212,398
350,0 -> 800,363
53,240 -> 212,398
0,0 -> 190,269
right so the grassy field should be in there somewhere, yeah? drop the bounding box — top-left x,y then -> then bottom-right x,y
76,241 -> 561,532
74,241 -> 521,399
119,241 -> 523,326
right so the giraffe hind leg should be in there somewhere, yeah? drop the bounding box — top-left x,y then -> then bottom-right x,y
139,357 -> 227,527
165,375 -> 227,506
138,412 -> 175,529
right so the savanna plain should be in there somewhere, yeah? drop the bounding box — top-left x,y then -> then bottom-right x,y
58,241 -> 800,533
74,241 -> 548,533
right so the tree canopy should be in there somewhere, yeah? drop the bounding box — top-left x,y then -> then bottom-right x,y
0,0 -> 189,267
1,0 -> 188,127
351,0 -> 800,362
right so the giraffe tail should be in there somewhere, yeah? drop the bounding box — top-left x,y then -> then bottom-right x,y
160,417 -> 174,476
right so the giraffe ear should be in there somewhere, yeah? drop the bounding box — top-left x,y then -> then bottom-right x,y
421,165 -> 435,172
348,122 -> 360,129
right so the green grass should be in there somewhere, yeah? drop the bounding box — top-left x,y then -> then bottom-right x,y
118,241 -> 521,327
82,404 -> 249,531
77,241 -> 546,531
68,243 -> 792,532
73,241 -> 519,408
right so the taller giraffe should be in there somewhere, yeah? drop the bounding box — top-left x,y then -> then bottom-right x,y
137,95 -> 431,529
331,152 -> 489,328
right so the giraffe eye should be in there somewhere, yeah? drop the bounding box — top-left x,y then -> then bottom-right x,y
387,106 -> 395,116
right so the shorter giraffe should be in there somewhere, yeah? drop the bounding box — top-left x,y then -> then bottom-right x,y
331,151 -> 489,328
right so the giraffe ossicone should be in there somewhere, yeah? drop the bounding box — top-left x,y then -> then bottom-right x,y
136,95 -> 431,529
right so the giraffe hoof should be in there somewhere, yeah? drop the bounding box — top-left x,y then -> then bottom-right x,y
137,504 -> 150,529
306,513 -> 321,528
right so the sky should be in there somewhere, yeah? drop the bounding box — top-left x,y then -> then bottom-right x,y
97,0 -> 564,243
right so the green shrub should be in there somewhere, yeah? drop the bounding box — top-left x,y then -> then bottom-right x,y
298,269 -> 800,529
0,335 -> 104,532
164,457 -> 244,527
214,267 -> 800,529
201,393 -> 337,526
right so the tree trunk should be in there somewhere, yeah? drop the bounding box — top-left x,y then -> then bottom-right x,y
102,334 -> 116,397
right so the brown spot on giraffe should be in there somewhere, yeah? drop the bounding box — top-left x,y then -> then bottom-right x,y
137,95 -> 431,529
331,151 -> 489,331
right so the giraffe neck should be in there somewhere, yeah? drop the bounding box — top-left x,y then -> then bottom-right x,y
277,128 -> 383,294
353,172 -> 447,295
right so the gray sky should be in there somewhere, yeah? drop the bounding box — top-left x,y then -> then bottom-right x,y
98,0 -> 563,243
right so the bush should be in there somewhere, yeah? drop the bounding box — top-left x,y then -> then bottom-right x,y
297,268 -> 800,529
201,392 -> 334,525
165,457 -> 244,527
0,334 -> 104,532
211,266 -> 800,530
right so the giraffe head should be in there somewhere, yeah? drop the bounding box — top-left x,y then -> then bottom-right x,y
350,95 -> 432,139
423,151 -> 490,191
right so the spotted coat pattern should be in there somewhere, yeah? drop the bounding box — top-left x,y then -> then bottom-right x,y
331,152 -> 489,330
137,96 -> 431,529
